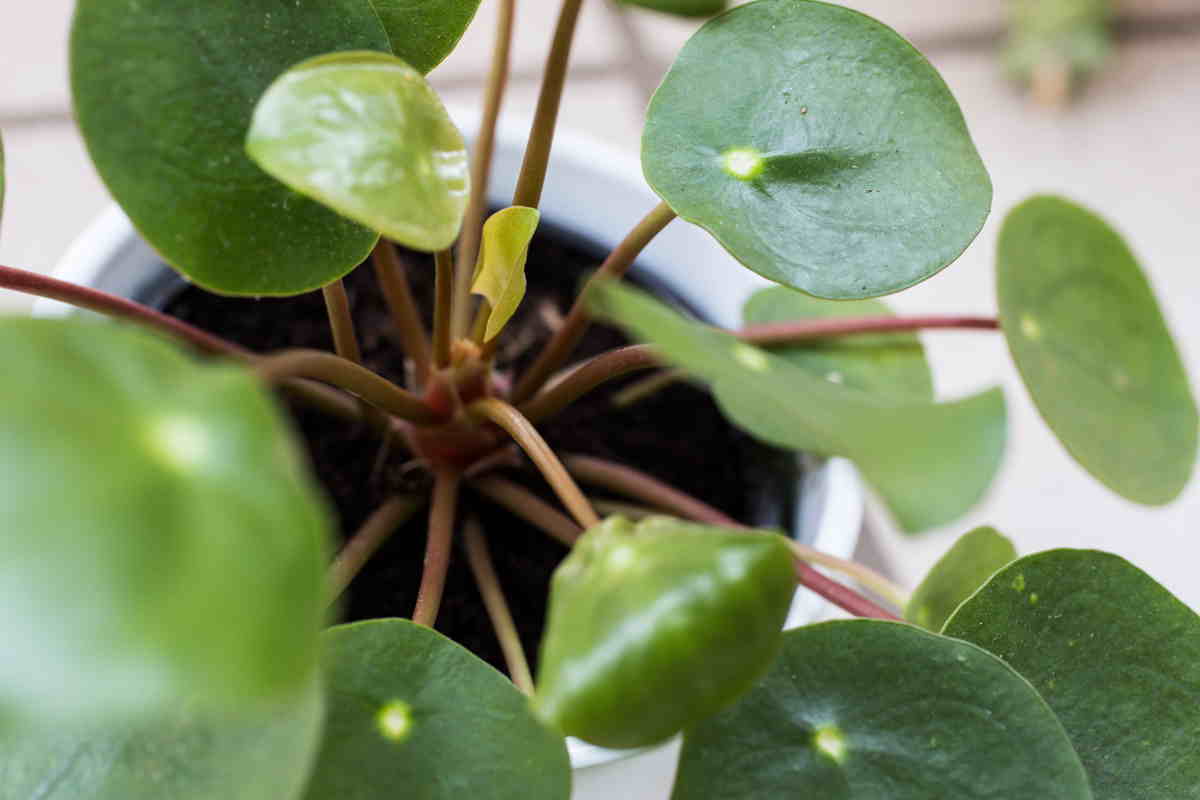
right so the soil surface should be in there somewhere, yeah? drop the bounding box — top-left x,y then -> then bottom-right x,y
162,222 -> 798,673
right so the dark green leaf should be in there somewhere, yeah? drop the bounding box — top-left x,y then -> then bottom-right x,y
534,516 -> 796,749
905,526 -> 1017,630
0,318 -> 329,725
673,620 -> 1091,800
367,0 -> 483,74
470,206 -> 540,340
304,619 -> 570,800
744,287 -> 934,401
618,0 -> 726,19
997,196 -> 1196,504
643,0 -> 991,299
247,51 -> 470,252
0,680 -> 322,800
71,0 -> 389,296
945,549 -> 1200,799
591,282 -> 1006,532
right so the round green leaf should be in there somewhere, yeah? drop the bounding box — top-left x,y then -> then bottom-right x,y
534,516 -> 796,749
672,620 -> 1092,800
945,549 -> 1200,799
470,206 -> 540,341
367,0 -> 483,74
247,51 -> 470,253
905,526 -> 1017,630
997,196 -> 1197,505
304,619 -> 570,800
71,0 -> 388,296
642,0 -> 992,299
618,0 -> 726,19
744,287 -> 934,401
0,680 -> 322,800
0,318 -> 330,726
591,281 -> 1006,533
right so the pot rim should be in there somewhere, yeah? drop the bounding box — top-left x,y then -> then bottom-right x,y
40,108 -> 865,772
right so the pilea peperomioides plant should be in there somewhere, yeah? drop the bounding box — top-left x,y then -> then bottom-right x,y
0,0 -> 1197,798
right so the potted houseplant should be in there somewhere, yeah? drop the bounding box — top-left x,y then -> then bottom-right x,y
1,1 -> 1197,799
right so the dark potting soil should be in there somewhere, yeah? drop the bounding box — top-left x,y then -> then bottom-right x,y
161,222 -> 799,673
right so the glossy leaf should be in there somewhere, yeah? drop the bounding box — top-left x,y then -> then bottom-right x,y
0,318 -> 329,725
905,526 -> 1017,630
642,0 -> 991,299
247,51 -> 470,252
591,282 -> 1006,532
0,680 -> 323,800
998,196 -> 1197,504
744,287 -> 934,401
534,516 -> 796,749
945,549 -> 1200,799
71,0 -> 387,296
367,0 -> 483,74
618,0 -> 726,19
470,206 -> 540,341
673,620 -> 1092,800
304,619 -> 570,800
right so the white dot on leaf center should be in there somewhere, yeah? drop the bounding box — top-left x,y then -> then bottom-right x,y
721,147 -> 765,181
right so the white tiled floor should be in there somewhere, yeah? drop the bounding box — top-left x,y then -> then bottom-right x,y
2,2 -> 1199,797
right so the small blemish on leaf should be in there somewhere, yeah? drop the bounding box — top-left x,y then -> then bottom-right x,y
1029,592 -> 1039,605
813,725 -> 848,763
377,700 -> 415,742
1020,314 -> 1041,341
1112,369 -> 1130,390
733,343 -> 770,372
1011,573 -> 1026,592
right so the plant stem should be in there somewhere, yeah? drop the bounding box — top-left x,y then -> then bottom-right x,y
256,349 -> 443,424
329,495 -> 426,600
462,516 -> 535,694
453,0 -> 517,337
738,315 -> 999,345
471,475 -> 581,546
413,467 -> 461,627
321,278 -> 363,363
611,367 -> 687,408
520,344 -> 658,422
511,202 -> 676,403
563,453 -> 903,618
433,249 -> 455,368
511,0 -> 585,208
0,263 -> 248,357
371,241 -> 433,382
468,398 -> 600,528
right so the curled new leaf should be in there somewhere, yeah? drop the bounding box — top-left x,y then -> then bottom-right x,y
945,550 -> 1200,799
303,619 -> 570,800
470,206 -> 540,341
247,51 -> 470,252
591,282 -> 1006,532
534,516 -> 796,749
0,319 -> 329,726
906,526 -> 1017,630
643,0 -> 991,299
997,196 -> 1197,504
673,621 -> 1092,800
71,0 -> 387,296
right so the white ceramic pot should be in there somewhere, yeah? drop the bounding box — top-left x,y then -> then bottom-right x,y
44,112 -> 863,798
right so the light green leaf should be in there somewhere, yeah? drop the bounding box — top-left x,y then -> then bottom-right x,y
905,526 -> 1017,630
945,550 -> 1200,799
304,619 -> 570,800
642,0 -> 991,299
367,0 -> 483,74
470,206 -> 539,341
0,318 -> 329,726
998,196 -> 1197,504
247,51 -> 469,253
672,620 -> 1092,800
71,0 -> 388,296
591,282 -> 1006,532
618,0 -> 726,19
744,287 -> 934,401
534,516 -> 796,749
0,680 -> 323,800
